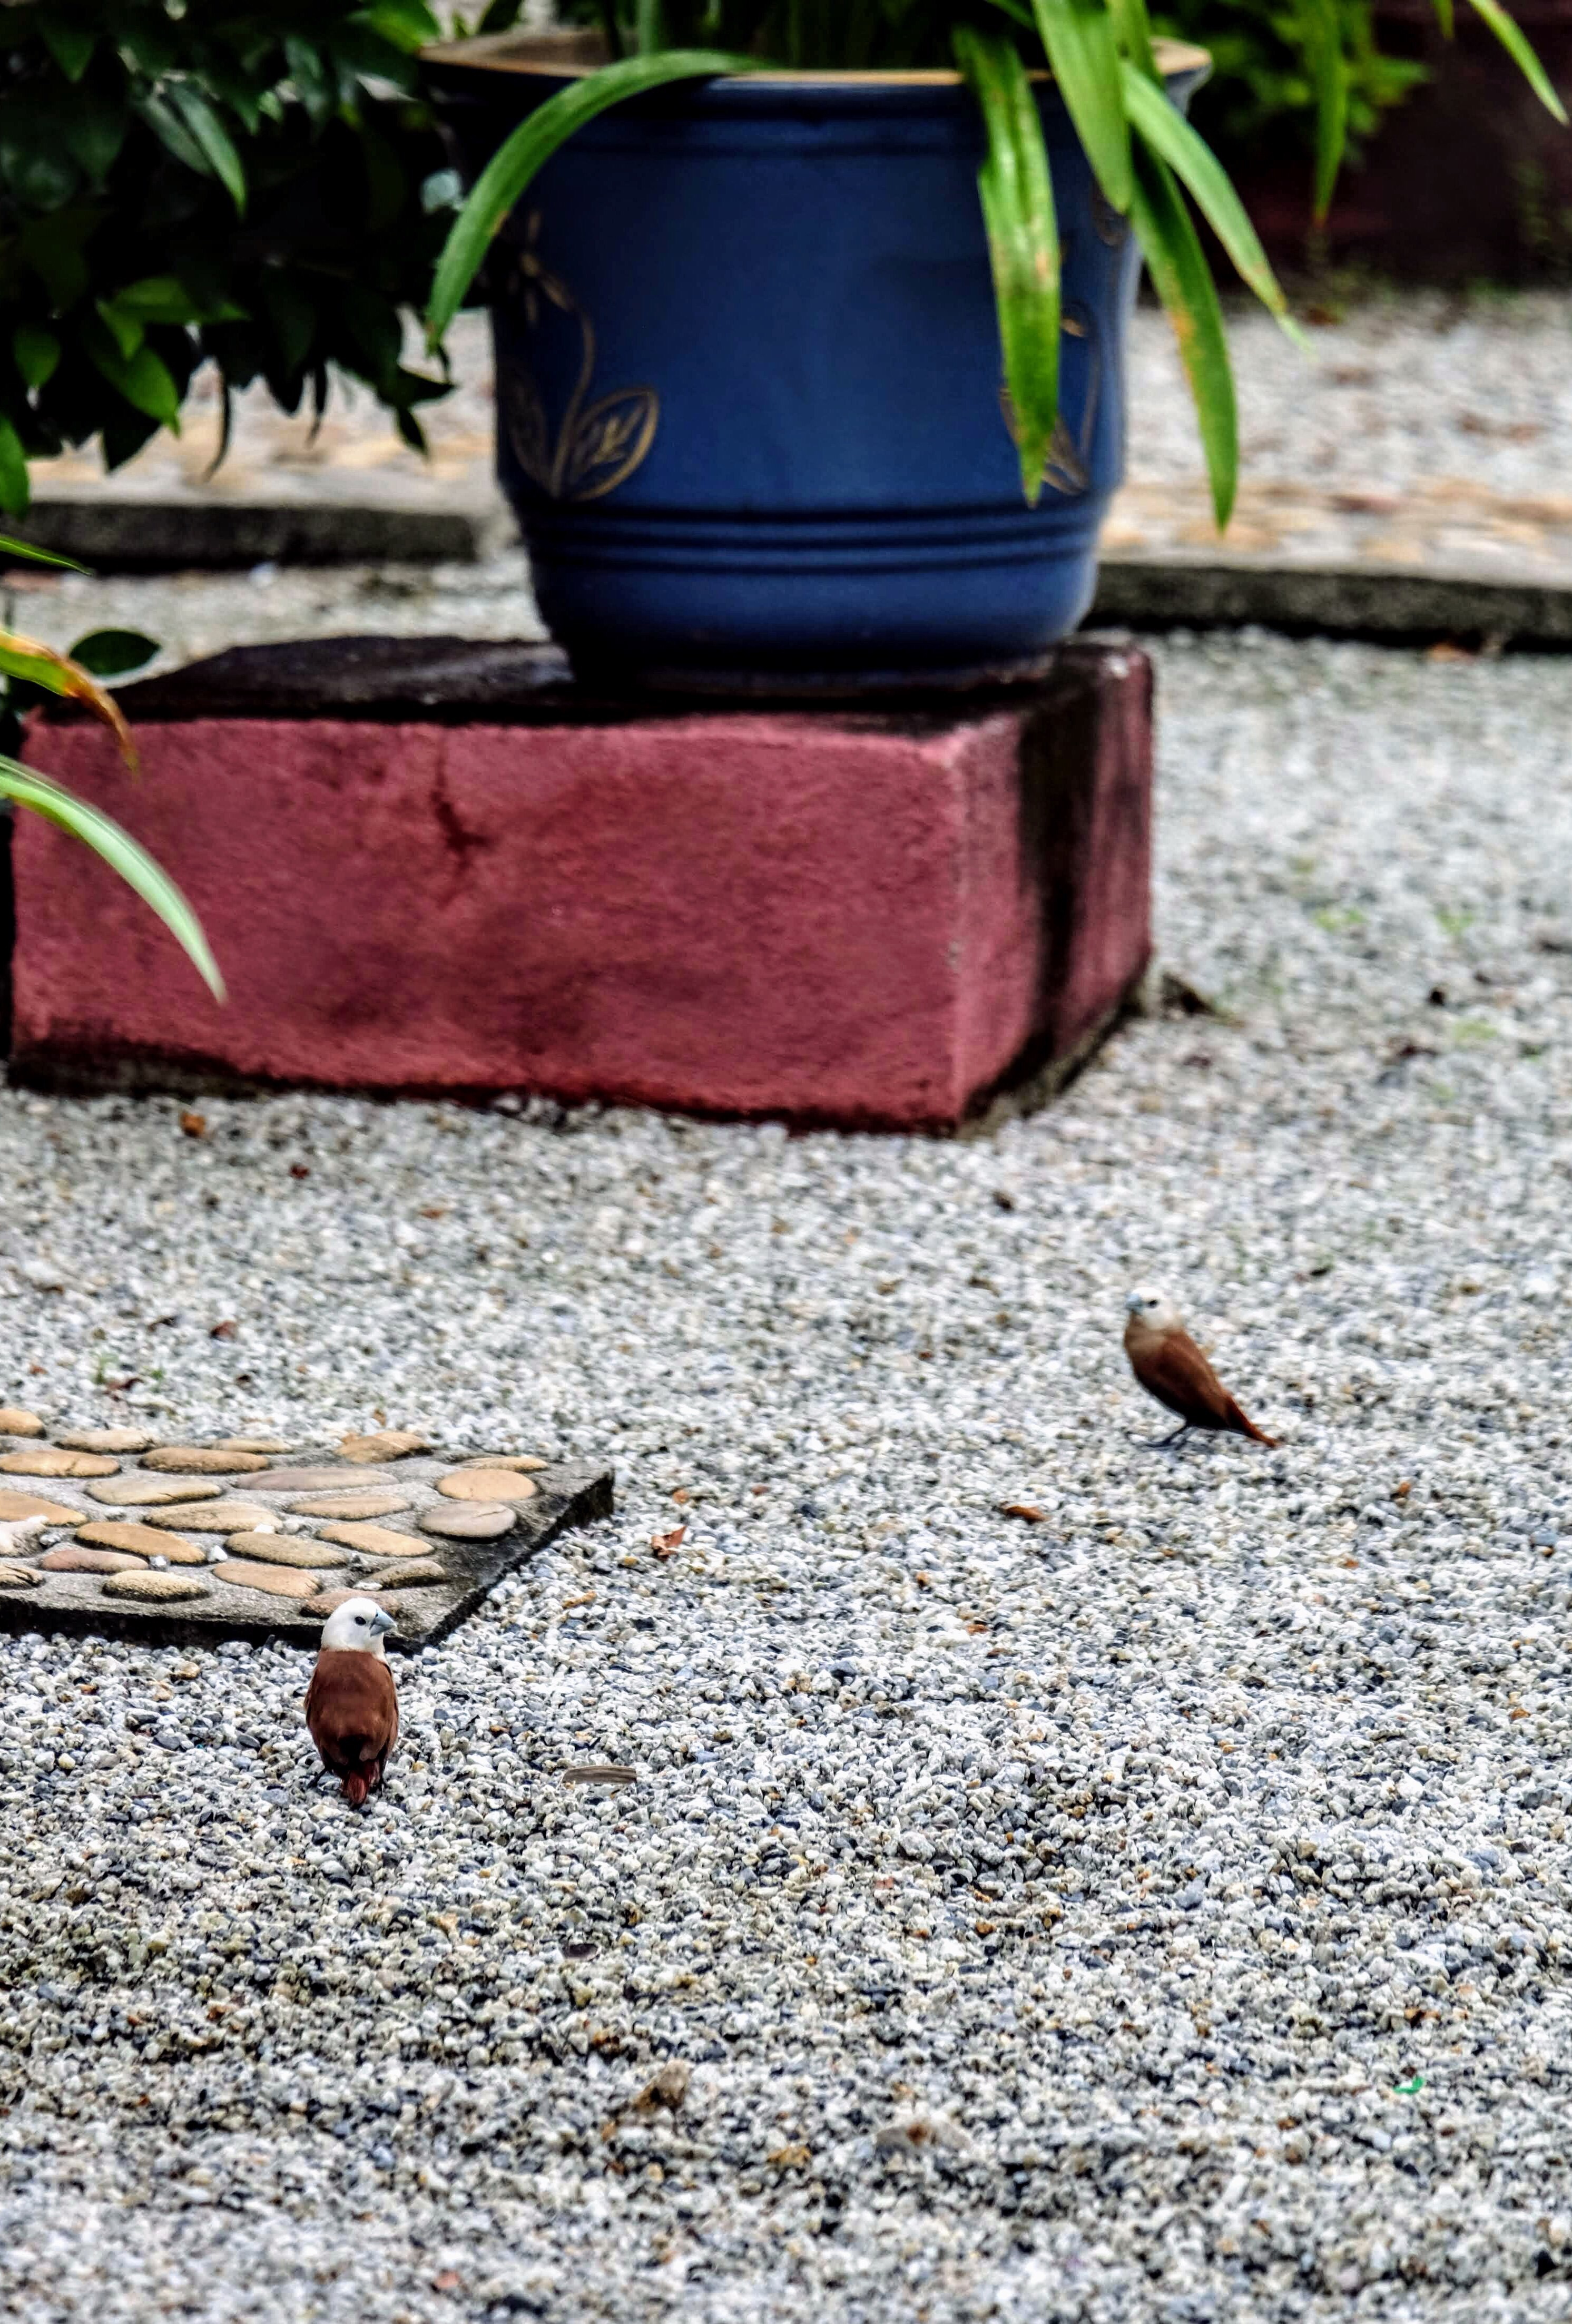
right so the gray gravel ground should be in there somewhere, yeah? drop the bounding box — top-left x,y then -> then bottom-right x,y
1128,290 -> 1572,497
5,632 -> 1572,2320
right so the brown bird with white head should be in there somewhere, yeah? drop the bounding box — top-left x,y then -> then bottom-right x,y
304,1596 -> 399,1806
1123,1286 -> 1278,1449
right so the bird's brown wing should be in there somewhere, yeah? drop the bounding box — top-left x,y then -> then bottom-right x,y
305,1651 -> 398,1777
1133,1328 -> 1242,1430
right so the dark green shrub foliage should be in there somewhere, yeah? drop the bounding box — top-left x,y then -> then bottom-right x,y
1151,0 -> 1426,172
0,1 -> 458,511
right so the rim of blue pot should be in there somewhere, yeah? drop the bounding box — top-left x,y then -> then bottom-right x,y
421,29 -> 1212,86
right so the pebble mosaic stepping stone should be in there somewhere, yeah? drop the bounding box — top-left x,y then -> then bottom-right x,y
288,1491 -> 412,1521
418,1502 -> 515,1541
339,1429 -> 428,1463
211,1561 -> 321,1600
75,1522 -> 208,1565
142,1447 -> 271,1475
54,1428 -> 159,1454
437,1469 -> 539,1503
143,1501 -> 275,1534
0,1447 -> 118,1478
89,1475 -> 220,1508
224,1533 -> 350,1569
0,1424 -> 611,1648
102,1570 -> 210,1602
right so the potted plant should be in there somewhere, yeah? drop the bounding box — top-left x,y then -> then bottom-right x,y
422,1 -> 1562,689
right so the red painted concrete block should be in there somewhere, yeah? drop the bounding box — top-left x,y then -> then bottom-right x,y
13,638 -> 1151,1131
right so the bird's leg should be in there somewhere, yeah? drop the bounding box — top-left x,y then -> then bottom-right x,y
1146,1422 -> 1192,1451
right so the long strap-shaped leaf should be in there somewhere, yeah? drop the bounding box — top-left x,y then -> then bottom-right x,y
1298,0 -> 1349,220
428,50 -> 745,345
1030,0 -> 1133,215
0,631 -> 139,769
1465,0 -> 1567,122
955,25 -> 1060,505
1105,0 -> 1159,79
1127,140 -> 1236,531
1121,65 -> 1306,347
0,757 -> 223,1000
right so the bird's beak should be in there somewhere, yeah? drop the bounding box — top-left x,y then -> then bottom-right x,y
1125,1293 -> 1143,1315
371,1609 -> 397,1637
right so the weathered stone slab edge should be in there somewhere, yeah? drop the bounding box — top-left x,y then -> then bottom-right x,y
1092,555 -> 1572,645
0,1460 -> 614,1654
2,497 -> 492,572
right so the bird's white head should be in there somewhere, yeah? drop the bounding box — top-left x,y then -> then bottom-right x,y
320,1596 -> 396,1655
1126,1285 -> 1182,1333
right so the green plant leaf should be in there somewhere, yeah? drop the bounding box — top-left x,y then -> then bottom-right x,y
166,84 -> 248,213
427,50 -> 749,346
0,418 -> 28,517
1030,0 -> 1134,214
1106,0 -> 1160,79
955,24 -> 1060,506
0,755 -> 222,1001
68,630 -> 161,680
0,537 -> 85,574
0,627 -> 138,763
96,297 -> 146,362
980,0 -> 1037,24
351,0 -> 444,51
83,320 -> 182,431
134,89 -> 212,179
1127,140 -> 1236,529
12,325 -> 60,391
1464,0 -> 1567,122
1121,65 -> 1306,344
38,18 -> 96,81
1298,0 -> 1349,218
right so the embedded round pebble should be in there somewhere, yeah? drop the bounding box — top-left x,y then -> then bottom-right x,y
435,1468 -> 538,1504
99,1569 -> 209,1602
359,1558 -> 446,1590
210,1561 -> 320,1600
312,1587 -> 401,1620
74,1521 -> 208,1565
0,1446 -> 117,1478
214,1435 -> 293,1453
38,1546 -> 141,1574
456,1452 -> 547,1473
52,1426 -> 156,1454
141,1446 -> 270,1475
252,1466 -> 391,1493
317,1520 -> 424,1557
0,1408 -> 44,1436
0,1490 -> 82,1525
0,1560 -> 41,1587
287,1491 -> 412,1521
417,1501 -> 514,1540
142,1500 -> 275,1534
223,1533 -> 350,1570
339,1428 -> 428,1463
87,1474 -> 220,1508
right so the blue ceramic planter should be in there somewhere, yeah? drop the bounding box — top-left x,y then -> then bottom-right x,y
427,40 -> 1205,690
